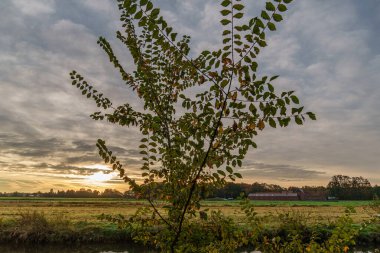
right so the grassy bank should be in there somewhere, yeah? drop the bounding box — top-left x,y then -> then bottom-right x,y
0,198 -> 375,224
0,198 -> 378,248
0,210 -> 378,248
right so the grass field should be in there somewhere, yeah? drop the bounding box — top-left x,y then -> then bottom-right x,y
0,197 -> 378,247
0,197 -> 376,225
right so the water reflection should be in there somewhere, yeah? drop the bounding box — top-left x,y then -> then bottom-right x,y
0,244 -> 376,253
0,243 -> 157,253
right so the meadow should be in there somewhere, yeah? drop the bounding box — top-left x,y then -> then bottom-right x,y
0,197 -> 375,225
0,196 -> 378,252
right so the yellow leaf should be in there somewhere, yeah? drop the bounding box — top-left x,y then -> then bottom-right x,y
247,123 -> 256,130
232,92 -> 237,101
258,119 -> 265,130
199,76 -> 205,84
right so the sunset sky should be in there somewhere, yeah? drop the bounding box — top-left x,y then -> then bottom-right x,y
0,0 -> 379,192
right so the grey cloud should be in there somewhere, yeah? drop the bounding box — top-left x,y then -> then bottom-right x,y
0,135 -> 63,157
239,162 -> 325,181
31,163 -> 106,176
12,0 -> 56,16
64,155 -> 101,164
71,140 -> 97,152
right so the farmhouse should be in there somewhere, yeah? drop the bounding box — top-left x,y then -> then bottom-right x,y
248,190 -> 327,201
248,191 -> 300,201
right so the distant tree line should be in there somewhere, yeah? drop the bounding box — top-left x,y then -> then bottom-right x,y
209,175 -> 379,200
326,175 -> 378,200
1,175 -> 378,200
208,182 -> 330,200
0,188 -> 128,198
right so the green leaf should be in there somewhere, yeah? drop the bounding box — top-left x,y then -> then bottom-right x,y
233,4 -> 244,11
273,13 -> 283,22
290,95 -> 299,104
146,2 -> 153,11
134,10 -> 143,19
129,4 -> 137,14
234,172 -> 242,178
151,8 -> 160,17
217,170 -> 226,176
221,0 -> 231,7
223,37 -> 231,44
226,166 -> 233,174
278,4 -> 287,12
268,83 -> 274,92
295,116 -> 303,125
268,22 -> 276,31
123,0 -> 132,9
250,62 -> 258,72
284,0 -> 293,3
166,27 -> 173,34
222,30 -> 231,36
261,10 -> 270,20
269,118 -> 276,128
220,9 -> 231,16
256,18 -> 264,28
266,2 -> 276,11
233,12 -> 244,19
257,39 -> 267,47
244,56 -> 251,63
307,112 -> 317,120
170,33 -> 177,41
220,19 -> 231,25
270,75 -> 279,81
140,0 -> 148,6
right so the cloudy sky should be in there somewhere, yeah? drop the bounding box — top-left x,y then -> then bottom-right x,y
0,0 -> 379,192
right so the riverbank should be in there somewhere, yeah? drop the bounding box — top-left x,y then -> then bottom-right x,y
0,210 -> 378,248
0,198 -> 378,250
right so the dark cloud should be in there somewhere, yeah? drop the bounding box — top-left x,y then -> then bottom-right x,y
0,135 -> 63,157
240,162 -> 325,181
64,155 -> 101,164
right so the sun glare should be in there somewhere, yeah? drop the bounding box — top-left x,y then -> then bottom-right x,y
87,172 -> 114,183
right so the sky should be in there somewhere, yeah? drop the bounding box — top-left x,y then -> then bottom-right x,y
0,0 -> 379,192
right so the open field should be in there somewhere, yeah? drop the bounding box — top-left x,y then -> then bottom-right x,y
0,198 -> 376,225
0,198 -> 378,247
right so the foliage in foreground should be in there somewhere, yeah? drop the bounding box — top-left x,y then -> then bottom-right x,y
0,205 -> 378,252
99,199 -> 380,252
0,211 -> 129,244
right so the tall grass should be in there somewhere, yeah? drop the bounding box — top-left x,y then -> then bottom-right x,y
0,211 -> 130,244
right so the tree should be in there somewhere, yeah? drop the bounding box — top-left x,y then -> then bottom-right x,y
70,0 -> 315,251
327,175 -> 372,200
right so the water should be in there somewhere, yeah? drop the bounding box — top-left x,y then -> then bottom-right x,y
0,243 -> 157,253
0,244 -> 376,253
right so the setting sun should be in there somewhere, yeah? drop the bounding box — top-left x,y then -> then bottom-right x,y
87,171 -> 114,183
